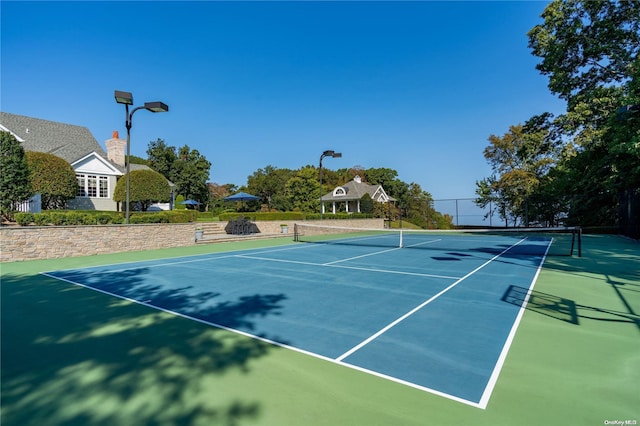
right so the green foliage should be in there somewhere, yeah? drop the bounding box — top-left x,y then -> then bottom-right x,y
113,169 -> 171,212
147,139 -> 210,204
34,213 -> 50,226
0,131 -> 33,221
306,212 -> 374,220
219,211 -> 306,221
359,193 -> 374,214
174,194 -> 186,210
285,166 -> 322,213
476,119 -> 562,226
25,151 -> 77,210
528,0 -> 639,104
146,139 -> 177,179
246,165 -> 295,211
96,213 -> 118,224
476,1 -> 640,229
129,213 -> 170,224
14,213 -> 34,226
13,210 -> 195,226
128,155 -> 148,165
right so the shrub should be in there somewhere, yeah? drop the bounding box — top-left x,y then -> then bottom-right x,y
49,212 -> 67,225
34,213 -> 50,226
25,151 -> 77,210
113,169 -> 171,212
95,213 -> 115,224
14,213 -> 34,226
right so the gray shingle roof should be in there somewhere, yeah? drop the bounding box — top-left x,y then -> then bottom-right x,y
321,177 -> 395,202
0,112 -> 108,164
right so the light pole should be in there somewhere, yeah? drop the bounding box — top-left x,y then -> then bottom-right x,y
114,90 -> 169,224
319,150 -> 342,219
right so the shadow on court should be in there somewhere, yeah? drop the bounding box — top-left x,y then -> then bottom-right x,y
539,235 -> 640,331
52,267 -> 289,337
0,271 -> 283,426
502,284 -> 640,329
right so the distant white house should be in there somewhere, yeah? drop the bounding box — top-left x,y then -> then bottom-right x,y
320,175 -> 395,214
0,112 -> 173,211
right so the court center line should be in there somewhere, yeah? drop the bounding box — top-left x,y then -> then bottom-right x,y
404,238 -> 442,248
334,237 -> 528,362
322,239 -> 441,265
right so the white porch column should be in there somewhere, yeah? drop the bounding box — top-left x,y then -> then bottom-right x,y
332,202 -> 336,214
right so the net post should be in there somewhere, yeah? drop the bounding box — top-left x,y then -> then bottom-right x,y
399,229 -> 403,248
293,223 -> 298,242
577,226 -> 582,257
570,227 -> 575,256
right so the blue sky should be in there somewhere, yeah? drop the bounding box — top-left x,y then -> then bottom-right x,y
1,1 -> 565,200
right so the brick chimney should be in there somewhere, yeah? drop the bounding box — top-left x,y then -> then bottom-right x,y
105,131 -> 126,166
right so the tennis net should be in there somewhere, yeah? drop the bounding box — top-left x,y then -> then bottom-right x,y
293,223 -> 582,257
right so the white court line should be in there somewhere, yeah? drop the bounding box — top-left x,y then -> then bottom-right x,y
43,242 -> 316,276
234,254 -> 461,280
335,237 -> 528,362
323,246 -> 403,265
404,238 -> 442,248
40,236 -> 543,410
476,238 -> 553,410
41,268 -> 483,410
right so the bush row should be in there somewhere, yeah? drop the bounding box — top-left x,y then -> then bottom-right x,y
218,211 -> 374,221
14,210 -> 198,226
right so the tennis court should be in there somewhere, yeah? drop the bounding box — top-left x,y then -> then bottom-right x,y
41,226 -> 569,408
2,230 -> 638,425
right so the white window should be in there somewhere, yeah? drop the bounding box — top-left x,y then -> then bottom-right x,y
76,174 -> 109,198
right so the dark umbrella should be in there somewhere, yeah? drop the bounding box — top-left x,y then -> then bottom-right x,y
223,192 -> 260,202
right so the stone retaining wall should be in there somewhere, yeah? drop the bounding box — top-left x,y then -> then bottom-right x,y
0,219 -> 384,262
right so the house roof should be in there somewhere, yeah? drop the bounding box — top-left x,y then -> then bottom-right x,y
321,176 -> 396,202
1,112 -> 174,187
0,112 -> 110,166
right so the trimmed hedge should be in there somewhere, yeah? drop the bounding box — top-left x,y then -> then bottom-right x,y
218,211 -> 374,221
14,210 -> 372,226
14,209 -> 198,226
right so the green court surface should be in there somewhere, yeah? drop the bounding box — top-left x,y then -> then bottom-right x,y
1,234 -> 638,425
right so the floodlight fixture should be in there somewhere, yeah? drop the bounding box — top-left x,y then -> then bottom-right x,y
114,90 -> 134,105
114,90 -> 169,223
144,101 -> 169,113
319,149 -> 342,219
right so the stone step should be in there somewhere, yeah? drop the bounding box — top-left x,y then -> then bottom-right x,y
199,222 -> 226,235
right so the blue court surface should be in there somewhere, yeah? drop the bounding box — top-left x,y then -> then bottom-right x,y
43,231 -> 552,409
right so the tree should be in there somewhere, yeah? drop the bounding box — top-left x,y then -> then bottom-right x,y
172,145 -> 211,203
146,139 -> 177,179
25,151 -> 77,210
476,116 -> 561,226
365,167 -> 410,204
527,0 -> 640,226
0,131 -> 32,221
247,165 -> 294,211
113,169 -> 171,212
359,193 -> 374,214
285,166 -> 321,212
207,182 -> 237,213
528,0 -> 639,106
146,140 -> 211,205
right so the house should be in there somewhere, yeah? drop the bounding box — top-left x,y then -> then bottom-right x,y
0,112 -> 170,211
321,175 -> 395,214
